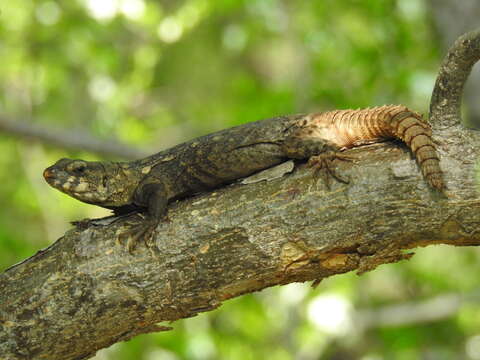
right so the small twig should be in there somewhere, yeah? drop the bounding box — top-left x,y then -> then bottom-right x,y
0,116 -> 148,160
356,292 -> 465,329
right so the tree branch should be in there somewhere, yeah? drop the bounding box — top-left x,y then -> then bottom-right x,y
430,28 -> 480,129
0,116 -> 148,160
1,29 -> 480,360
356,291 -> 480,330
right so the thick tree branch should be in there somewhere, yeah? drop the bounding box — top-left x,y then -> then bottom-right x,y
1,29 -> 480,360
427,1 -> 480,128
430,28 -> 480,128
0,116 -> 147,160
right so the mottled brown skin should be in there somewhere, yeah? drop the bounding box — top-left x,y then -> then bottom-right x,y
43,105 -> 444,251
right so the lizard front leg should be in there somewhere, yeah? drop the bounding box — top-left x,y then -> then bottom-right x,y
118,182 -> 169,253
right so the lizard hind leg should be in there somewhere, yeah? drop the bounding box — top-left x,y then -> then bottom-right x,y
307,151 -> 355,189
282,129 -> 356,189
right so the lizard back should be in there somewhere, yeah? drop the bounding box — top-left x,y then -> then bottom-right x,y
139,115 -> 304,196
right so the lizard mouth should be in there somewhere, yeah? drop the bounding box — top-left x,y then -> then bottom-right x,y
43,168 -> 55,180
43,168 -> 62,189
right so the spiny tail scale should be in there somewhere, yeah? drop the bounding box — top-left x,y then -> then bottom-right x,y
306,105 -> 444,190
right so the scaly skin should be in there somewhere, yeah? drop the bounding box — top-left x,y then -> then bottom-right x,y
43,105 -> 444,251
291,105 -> 443,189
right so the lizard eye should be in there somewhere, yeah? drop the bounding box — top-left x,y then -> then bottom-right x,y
67,161 -> 87,175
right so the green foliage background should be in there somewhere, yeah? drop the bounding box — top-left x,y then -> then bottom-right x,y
1,0 -> 479,359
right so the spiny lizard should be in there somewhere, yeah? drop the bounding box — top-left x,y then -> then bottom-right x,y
43,105 -> 444,251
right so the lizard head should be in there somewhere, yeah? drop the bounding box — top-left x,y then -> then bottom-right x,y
43,158 -> 140,208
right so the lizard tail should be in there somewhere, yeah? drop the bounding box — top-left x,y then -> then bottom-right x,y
293,105 -> 445,191
390,110 -> 444,191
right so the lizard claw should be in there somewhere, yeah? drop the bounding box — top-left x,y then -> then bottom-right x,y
307,151 -> 355,189
117,218 -> 159,253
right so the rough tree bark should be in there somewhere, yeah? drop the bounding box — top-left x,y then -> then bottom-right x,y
428,0 -> 480,128
1,29 -> 480,360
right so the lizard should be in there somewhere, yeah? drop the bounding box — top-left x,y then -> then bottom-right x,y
43,105 -> 444,252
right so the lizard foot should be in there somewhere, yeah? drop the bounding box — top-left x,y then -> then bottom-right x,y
117,217 -> 159,253
307,151 -> 355,189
